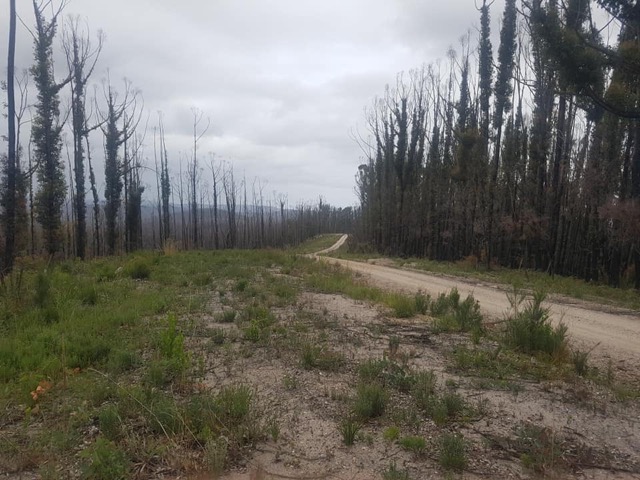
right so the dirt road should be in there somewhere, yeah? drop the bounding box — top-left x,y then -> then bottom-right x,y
318,235 -> 640,370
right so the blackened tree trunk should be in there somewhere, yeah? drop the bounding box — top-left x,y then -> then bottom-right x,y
2,0 -> 17,273
63,19 -> 102,259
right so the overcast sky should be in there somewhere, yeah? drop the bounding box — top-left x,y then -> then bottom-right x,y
1,0 -> 506,207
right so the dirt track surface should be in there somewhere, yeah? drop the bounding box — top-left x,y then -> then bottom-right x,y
318,235 -> 640,371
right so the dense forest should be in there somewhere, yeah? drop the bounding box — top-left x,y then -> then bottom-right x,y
354,0 -> 640,288
0,1 -> 353,274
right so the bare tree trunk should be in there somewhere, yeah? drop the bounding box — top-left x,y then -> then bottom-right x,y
209,156 -> 220,249
3,0 -> 17,273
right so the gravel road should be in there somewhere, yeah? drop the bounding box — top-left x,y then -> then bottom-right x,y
318,235 -> 640,369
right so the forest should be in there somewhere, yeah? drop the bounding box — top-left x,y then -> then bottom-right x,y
1,0 -> 353,275
354,0 -> 640,289
2,0 -> 640,291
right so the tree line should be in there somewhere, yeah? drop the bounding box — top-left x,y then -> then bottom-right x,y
354,0 -> 640,288
1,1 -> 353,274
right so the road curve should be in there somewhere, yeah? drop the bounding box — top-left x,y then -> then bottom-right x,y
316,235 -> 640,369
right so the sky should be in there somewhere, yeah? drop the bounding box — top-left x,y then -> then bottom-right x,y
1,0 -> 506,207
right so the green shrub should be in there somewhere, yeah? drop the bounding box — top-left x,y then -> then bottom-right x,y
514,423 -> 562,473
441,391 -> 465,418
39,304 -> 60,324
385,363 -> 414,393
388,336 -> 401,357
503,291 -> 567,357
193,272 -> 213,286
147,395 -> 182,435
283,374 -> 298,390
454,295 -> 483,333
439,433 -> 466,471
144,358 -> 185,387
242,305 -> 275,328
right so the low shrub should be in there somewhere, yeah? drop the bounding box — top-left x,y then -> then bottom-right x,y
503,291 -> 567,357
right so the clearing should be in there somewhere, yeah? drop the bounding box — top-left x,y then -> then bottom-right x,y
0,239 -> 638,479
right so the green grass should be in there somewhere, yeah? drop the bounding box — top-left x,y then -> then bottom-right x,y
451,345 -> 567,382
0,249 -> 302,477
300,343 -> 346,372
303,261 -> 427,318
382,461 -> 410,480
291,234 -> 344,254
398,435 -> 426,454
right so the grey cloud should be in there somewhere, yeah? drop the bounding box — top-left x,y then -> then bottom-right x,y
1,0 -> 506,206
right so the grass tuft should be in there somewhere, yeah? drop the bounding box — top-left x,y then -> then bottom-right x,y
339,418 -> 361,446
125,257 -> 152,280
353,383 -> 387,419
80,437 -> 130,480
439,433 -> 467,471
382,461 -> 410,480
398,435 -> 426,454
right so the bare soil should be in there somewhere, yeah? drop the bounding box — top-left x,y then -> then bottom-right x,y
183,252 -> 640,479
